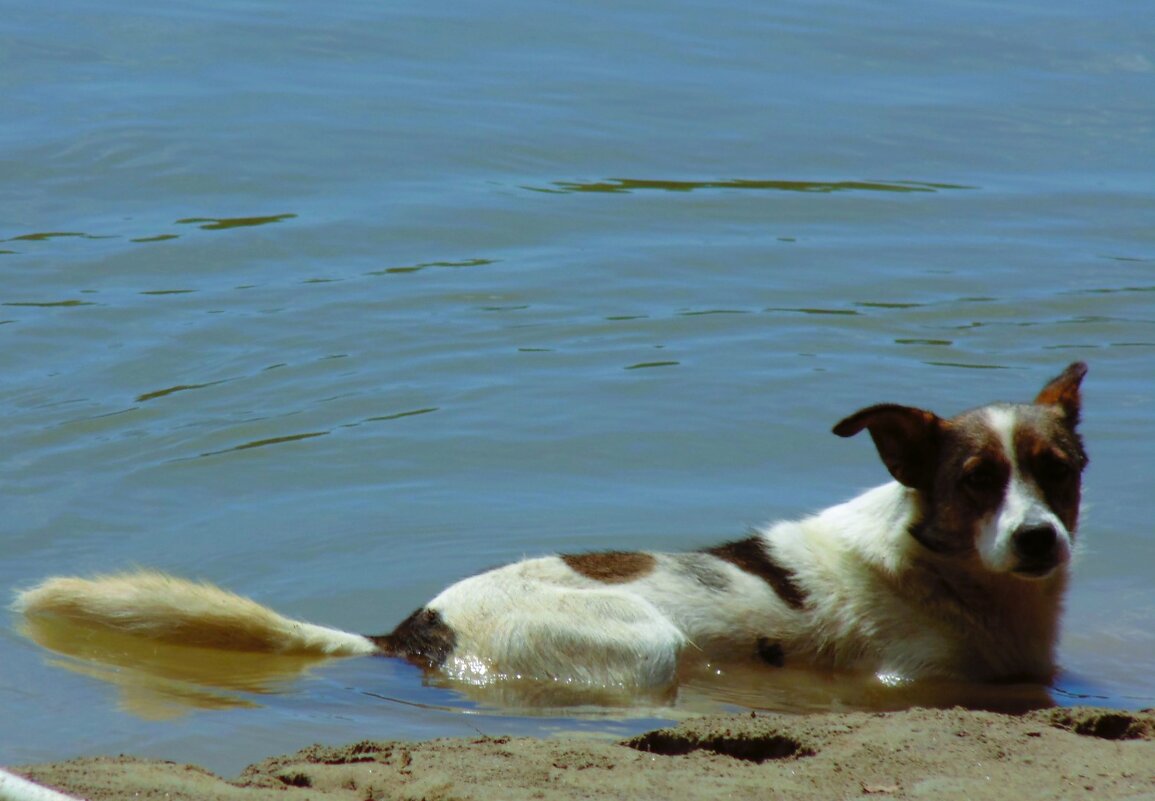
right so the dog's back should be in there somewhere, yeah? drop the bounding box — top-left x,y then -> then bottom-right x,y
13,363 -> 1088,693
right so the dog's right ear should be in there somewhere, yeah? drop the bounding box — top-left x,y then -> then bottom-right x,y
1033,361 -> 1087,427
832,404 -> 944,491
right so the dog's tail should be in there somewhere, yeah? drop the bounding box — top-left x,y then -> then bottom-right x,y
12,571 -> 379,657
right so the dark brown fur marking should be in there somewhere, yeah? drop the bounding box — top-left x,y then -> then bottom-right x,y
908,395 -> 1087,555
1034,361 -> 1087,425
370,608 -> 456,669
561,551 -> 657,583
704,537 -> 807,610
908,414 -> 1011,554
1014,407 -> 1087,535
832,404 -> 944,492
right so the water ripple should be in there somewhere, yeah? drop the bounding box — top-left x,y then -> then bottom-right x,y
136,381 -> 229,403
175,214 -> 297,231
527,178 -> 976,195
2,213 -> 298,250
192,408 -> 441,460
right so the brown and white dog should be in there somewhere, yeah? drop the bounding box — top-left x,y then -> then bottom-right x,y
13,363 -> 1088,694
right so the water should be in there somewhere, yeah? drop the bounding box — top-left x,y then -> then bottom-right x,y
3,0 -> 1153,776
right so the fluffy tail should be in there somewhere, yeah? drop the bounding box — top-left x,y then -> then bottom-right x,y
12,571 -> 379,657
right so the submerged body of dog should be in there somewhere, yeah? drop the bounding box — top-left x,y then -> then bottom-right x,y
14,363 -> 1088,692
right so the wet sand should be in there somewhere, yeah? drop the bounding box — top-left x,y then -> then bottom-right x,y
12,706 -> 1155,801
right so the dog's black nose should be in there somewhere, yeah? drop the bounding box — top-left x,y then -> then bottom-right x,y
1013,524 -> 1058,562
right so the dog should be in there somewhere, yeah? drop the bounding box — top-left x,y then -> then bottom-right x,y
13,363 -> 1088,695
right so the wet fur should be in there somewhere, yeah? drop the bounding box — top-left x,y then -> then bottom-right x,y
13,364 -> 1088,692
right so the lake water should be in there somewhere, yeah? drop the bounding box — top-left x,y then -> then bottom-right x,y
3,0 -> 1153,776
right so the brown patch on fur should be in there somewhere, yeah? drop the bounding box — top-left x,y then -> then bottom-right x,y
561,551 -> 657,583
1033,362 -> 1087,425
832,404 -> 944,491
370,608 -> 456,669
1014,408 -> 1087,534
909,406 -> 1036,554
705,537 -> 807,610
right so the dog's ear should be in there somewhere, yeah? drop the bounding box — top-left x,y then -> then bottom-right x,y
832,404 -> 944,491
1033,361 -> 1087,426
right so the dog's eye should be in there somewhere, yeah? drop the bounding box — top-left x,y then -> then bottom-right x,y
1036,451 -> 1078,483
961,461 -> 1006,493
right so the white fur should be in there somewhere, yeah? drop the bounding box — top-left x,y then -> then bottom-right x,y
976,407 -> 1071,576
421,478 -> 1060,687
11,475 -> 1066,689
427,558 -> 686,687
13,374 -> 1084,695
12,573 -> 377,657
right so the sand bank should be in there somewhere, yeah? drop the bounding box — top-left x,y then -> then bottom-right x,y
9,706 -> 1155,801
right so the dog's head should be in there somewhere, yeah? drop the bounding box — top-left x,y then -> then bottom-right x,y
833,363 -> 1088,579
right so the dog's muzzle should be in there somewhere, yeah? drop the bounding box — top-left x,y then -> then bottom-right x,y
1011,524 -> 1067,578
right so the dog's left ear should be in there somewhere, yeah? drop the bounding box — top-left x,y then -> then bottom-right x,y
1033,361 -> 1087,426
832,404 -> 944,491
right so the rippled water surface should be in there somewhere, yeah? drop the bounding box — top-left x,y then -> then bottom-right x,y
3,0 -> 1153,775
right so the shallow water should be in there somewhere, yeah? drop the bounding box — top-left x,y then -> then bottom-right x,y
3,0 -> 1154,775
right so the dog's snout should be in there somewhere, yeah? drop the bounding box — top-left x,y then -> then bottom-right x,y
1013,524 -> 1058,562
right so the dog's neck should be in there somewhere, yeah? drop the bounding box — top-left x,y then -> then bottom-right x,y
845,481 -> 1067,681
905,547 -> 1066,682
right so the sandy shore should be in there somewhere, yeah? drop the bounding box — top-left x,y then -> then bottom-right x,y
9,706 -> 1155,800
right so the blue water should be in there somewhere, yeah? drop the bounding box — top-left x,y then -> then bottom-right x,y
3,0 -> 1153,775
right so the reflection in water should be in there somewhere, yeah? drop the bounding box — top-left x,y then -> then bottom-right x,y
6,231 -> 113,242
201,430 -> 330,457
624,361 -> 680,370
528,178 -> 976,195
362,407 -> 439,423
188,407 -> 441,460
136,380 -> 229,403
674,659 -> 1055,716
1,299 -> 98,308
175,213 -> 297,230
366,257 -> 494,276
855,301 -> 927,309
2,213 -> 298,250
20,615 -> 1055,722
924,360 -> 1009,370
766,306 -> 860,316
20,617 -> 324,719
432,656 -> 1055,717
